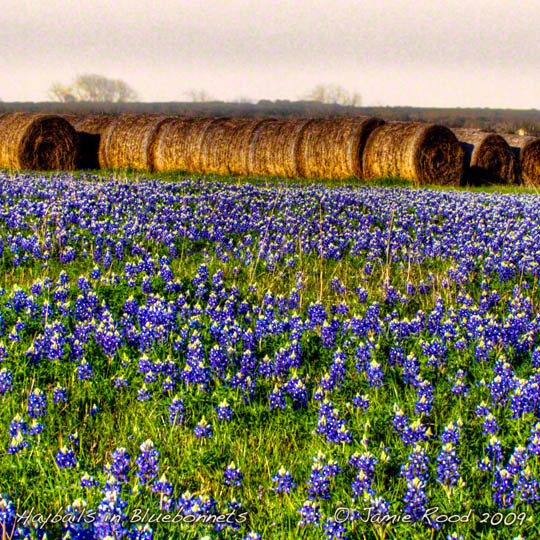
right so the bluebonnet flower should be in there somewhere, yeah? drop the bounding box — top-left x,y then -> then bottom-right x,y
0,368 -> 12,396
81,473 -> 99,488
105,447 -> 131,483
441,419 -> 463,445
491,467 -> 516,508
193,417 -> 213,438
28,419 -> 44,435
527,422 -> 540,456
28,388 -> 47,418
215,399 -> 234,421
403,477 -> 429,523
6,431 -> 30,454
94,489 -> 129,539
315,399 -> 351,444
168,396 -> 185,426
268,384 -> 287,410
128,524 -> 154,540
77,359 -> 94,380
137,384 -> 152,402
479,436 -> 504,472
451,369 -> 469,396
364,359 -> 384,388
323,517 -> 348,539
352,393 -> 370,411
298,500 -> 321,526
8,414 -> 28,437
482,413 -> 500,435
306,452 -> 341,500
436,443 -> 461,488
223,462 -> 244,487
53,384 -> 68,404
151,473 -> 174,510
517,466 -> 539,504
271,466 -> 296,494
135,439 -> 160,485
55,446 -> 77,468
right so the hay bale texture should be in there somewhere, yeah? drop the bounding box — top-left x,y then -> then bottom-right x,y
0,112 -> 79,171
452,128 -> 517,185
296,116 -> 385,178
71,114 -> 118,170
226,118 -> 275,176
73,114 -> 117,134
501,133 -> 540,187
98,114 -> 169,171
362,122 -> 463,185
200,118 -> 262,176
153,117 -> 219,173
249,119 -> 314,178
58,113 -> 86,125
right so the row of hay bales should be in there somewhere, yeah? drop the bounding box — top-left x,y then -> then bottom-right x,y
69,113 -> 466,185
1,111 -> 540,186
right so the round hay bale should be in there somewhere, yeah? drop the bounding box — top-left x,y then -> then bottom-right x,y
200,117 -> 261,176
249,118 -> 314,178
227,118 -> 274,176
153,117 -> 219,173
98,114 -> 170,171
70,114 -> 118,170
501,133 -> 540,187
453,128 -> 517,185
0,112 -> 79,171
362,121 -> 463,185
296,116 -> 385,178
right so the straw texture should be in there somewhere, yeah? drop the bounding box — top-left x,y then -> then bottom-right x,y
0,112 -> 79,171
501,133 -> 540,187
249,119 -> 314,178
297,116 -> 385,178
363,122 -> 463,185
98,114 -> 169,171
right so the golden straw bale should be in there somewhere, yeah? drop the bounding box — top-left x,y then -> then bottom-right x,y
501,133 -> 540,187
0,112 -> 79,171
200,118 -> 259,176
98,114 -> 170,171
227,118 -> 274,176
296,116 -> 385,178
249,119 -> 314,178
153,117 -> 219,173
362,122 -> 463,185
452,128 -> 517,185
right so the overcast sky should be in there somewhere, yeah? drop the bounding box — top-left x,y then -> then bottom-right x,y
2,0 -> 540,108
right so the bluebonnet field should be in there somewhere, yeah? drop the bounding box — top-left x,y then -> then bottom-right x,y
0,170 -> 539,540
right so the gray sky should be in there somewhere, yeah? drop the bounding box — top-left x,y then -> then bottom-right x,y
2,0 -> 540,108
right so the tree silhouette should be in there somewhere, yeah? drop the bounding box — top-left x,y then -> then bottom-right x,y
49,74 -> 138,102
184,89 -> 215,102
305,84 -> 362,107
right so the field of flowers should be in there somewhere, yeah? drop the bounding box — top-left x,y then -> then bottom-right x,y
0,170 -> 539,540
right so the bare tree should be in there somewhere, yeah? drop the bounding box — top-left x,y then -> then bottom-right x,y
184,89 -> 214,102
48,74 -> 138,102
305,84 -> 362,107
